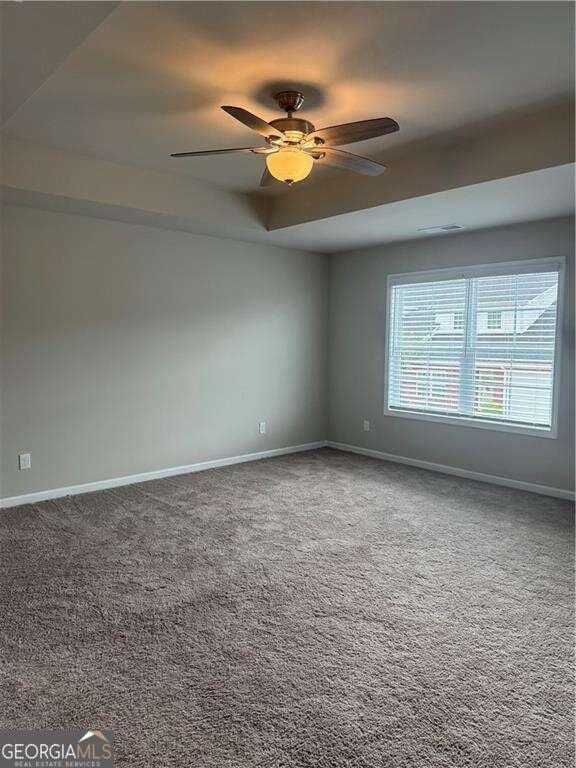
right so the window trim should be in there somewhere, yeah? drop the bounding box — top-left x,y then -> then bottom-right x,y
383,257 -> 565,439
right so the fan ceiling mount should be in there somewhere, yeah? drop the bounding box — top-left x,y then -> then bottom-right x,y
171,90 -> 399,186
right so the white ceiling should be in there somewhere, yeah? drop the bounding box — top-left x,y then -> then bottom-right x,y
0,1 -> 118,121
3,1 -> 573,192
264,165 -> 575,252
5,164 -> 572,254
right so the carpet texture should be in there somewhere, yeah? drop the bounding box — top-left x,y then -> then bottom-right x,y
1,448 -> 574,767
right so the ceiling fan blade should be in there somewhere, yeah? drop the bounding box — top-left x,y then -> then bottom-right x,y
260,167 -> 276,187
221,106 -> 284,139
309,117 -> 399,147
251,146 -> 278,155
171,147 -> 264,158
314,147 -> 386,176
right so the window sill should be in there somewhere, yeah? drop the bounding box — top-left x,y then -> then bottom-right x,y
383,406 -> 557,439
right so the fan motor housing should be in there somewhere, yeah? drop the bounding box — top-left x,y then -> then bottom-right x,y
269,117 -> 315,137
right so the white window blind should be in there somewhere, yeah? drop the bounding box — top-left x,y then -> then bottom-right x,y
386,261 -> 562,433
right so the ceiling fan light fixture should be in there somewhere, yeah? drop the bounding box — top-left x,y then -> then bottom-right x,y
172,92 -> 398,186
284,129 -> 305,142
266,147 -> 313,184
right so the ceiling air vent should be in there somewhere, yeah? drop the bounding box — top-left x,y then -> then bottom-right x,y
417,224 -> 465,234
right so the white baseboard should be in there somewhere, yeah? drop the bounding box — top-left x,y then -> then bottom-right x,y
0,442 -> 326,509
326,441 -> 575,501
3,439 -> 573,509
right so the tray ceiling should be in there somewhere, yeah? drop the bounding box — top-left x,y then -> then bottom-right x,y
3,1 -> 574,192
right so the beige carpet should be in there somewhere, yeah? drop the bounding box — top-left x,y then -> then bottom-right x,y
1,448 -> 574,767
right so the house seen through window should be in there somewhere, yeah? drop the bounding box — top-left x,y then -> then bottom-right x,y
386,260 -> 562,433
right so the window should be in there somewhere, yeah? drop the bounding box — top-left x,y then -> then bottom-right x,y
486,311 -> 502,329
453,311 -> 465,331
385,258 -> 563,436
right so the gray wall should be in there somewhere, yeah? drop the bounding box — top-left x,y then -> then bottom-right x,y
328,217 -> 575,493
2,207 -> 573,500
1,206 -> 327,498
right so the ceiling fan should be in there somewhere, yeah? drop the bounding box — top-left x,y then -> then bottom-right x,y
171,90 -> 399,186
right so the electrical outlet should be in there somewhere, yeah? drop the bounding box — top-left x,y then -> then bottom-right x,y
258,420 -> 267,435
363,419 -> 371,432
18,453 -> 31,470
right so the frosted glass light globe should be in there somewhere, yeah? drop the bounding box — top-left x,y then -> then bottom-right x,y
266,147 -> 313,184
